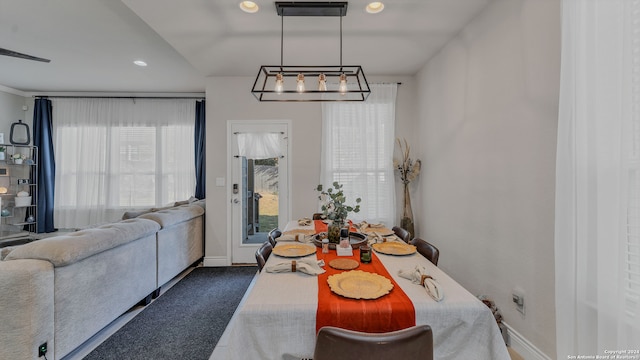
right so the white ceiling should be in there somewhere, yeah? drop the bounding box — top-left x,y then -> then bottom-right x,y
0,0 -> 492,93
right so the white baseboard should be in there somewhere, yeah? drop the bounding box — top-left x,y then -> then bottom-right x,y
503,322 -> 552,360
203,256 -> 230,267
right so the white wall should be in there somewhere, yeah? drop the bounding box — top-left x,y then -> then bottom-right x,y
0,88 -> 30,143
415,0 -> 560,356
203,75 -> 417,262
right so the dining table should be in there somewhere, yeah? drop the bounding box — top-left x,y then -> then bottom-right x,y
211,220 -> 510,360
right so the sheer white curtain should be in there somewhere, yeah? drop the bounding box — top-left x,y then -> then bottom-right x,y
555,0 -> 640,357
236,132 -> 283,159
52,98 -> 196,228
320,83 -> 397,225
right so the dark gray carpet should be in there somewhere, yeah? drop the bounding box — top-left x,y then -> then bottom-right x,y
83,266 -> 257,360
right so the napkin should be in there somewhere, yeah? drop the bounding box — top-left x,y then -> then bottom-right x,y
298,217 -> 312,226
367,232 -> 402,244
265,259 -> 326,275
277,234 -> 314,243
355,221 -> 385,231
398,265 -> 444,301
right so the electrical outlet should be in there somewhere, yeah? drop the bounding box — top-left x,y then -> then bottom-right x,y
512,287 -> 525,315
38,342 -> 47,357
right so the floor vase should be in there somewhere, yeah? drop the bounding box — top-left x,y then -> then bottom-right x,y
401,183 -> 415,238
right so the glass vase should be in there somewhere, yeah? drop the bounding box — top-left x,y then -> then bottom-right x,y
327,221 -> 344,244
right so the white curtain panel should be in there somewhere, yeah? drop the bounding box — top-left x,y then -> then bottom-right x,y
52,98 -> 196,228
556,0 -> 640,357
236,132 -> 283,159
320,83 -> 397,225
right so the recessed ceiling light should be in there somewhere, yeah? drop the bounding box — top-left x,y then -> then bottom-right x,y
366,2 -> 384,14
240,1 -> 259,13
133,60 -> 147,67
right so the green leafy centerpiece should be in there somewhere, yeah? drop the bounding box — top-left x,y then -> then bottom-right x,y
316,182 -> 361,243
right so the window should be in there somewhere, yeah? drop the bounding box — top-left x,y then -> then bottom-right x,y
320,84 -> 397,225
52,98 -> 195,228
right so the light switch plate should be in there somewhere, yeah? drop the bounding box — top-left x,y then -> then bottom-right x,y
215,177 -> 225,187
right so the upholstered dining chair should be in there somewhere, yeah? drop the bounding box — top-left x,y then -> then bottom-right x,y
392,226 -> 411,243
255,241 -> 273,272
410,238 -> 440,266
313,325 -> 433,360
267,228 -> 282,248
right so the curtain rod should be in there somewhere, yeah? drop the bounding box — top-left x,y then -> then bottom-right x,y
34,96 -> 205,100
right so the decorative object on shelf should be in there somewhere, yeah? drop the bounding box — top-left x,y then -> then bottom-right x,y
251,2 -> 370,102
1,208 -> 10,217
14,190 -> 31,207
0,146 -> 5,161
10,120 -> 31,145
11,153 -> 26,165
26,214 -> 35,223
394,138 -> 421,239
316,181 -> 361,243
0,187 -> 7,194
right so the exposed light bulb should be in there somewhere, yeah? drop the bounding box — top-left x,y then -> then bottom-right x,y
296,74 -> 305,93
318,73 -> 327,91
339,74 -> 348,94
274,73 -> 284,94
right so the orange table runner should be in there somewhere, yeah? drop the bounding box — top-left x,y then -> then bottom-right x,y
315,247 -> 416,333
313,219 -> 357,233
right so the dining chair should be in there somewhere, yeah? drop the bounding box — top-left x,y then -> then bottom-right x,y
313,325 -> 433,360
267,228 -> 282,248
392,226 -> 411,243
255,241 -> 273,272
410,238 -> 440,266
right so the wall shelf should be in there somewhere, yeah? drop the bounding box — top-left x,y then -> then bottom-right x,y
0,144 -> 37,240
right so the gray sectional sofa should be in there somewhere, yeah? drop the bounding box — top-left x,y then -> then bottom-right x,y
0,201 -> 205,360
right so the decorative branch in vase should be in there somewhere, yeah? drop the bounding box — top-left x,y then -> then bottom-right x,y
394,138 -> 421,238
316,182 -> 361,244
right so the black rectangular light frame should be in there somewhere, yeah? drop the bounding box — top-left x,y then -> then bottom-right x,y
275,2 -> 348,17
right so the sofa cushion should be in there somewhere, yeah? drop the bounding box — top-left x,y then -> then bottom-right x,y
6,218 -> 161,267
190,199 -> 206,210
139,205 -> 204,229
121,209 -> 153,220
1,246 -> 15,260
174,196 -> 198,207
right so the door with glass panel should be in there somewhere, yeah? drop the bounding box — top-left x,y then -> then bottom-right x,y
229,121 -> 290,264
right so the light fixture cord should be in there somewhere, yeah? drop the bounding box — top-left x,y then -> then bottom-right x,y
340,13 -> 343,69
280,12 -> 284,68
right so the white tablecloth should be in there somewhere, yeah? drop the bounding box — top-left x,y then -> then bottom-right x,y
211,222 -> 510,360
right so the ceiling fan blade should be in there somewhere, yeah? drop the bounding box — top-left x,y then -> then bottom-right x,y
0,48 -> 50,63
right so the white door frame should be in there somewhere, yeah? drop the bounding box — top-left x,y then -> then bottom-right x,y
226,120 -> 292,264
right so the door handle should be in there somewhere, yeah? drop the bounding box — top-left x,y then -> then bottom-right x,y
232,198 -> 240,204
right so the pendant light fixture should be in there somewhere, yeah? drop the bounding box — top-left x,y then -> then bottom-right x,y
251,2 -> 370,102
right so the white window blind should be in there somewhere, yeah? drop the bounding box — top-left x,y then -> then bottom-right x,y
52,98 -> 195,228
320,84 -> 397,225
555,0 -> 640,355
626,0 -> 640,320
